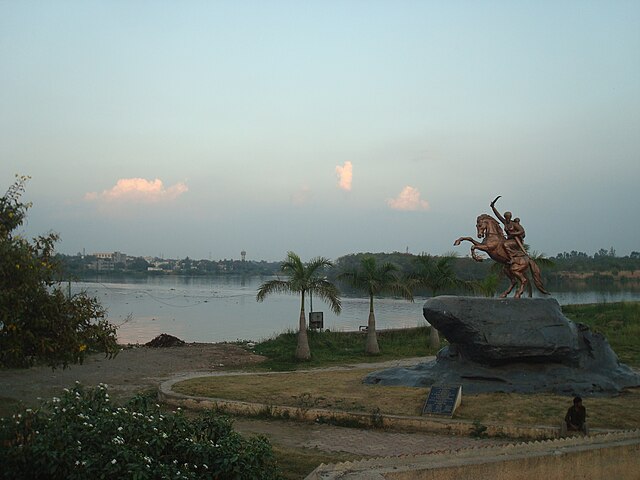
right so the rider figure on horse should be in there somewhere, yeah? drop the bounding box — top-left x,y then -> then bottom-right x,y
491,196 -> 526,263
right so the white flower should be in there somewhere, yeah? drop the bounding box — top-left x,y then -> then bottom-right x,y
117,426 -> 123,432
162,433 -> 168,439
111,459 -> 117,464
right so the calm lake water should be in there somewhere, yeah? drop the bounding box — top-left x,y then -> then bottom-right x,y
70,276 -> 640,344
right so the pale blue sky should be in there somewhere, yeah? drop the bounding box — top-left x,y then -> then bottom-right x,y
1,1 -> 639,261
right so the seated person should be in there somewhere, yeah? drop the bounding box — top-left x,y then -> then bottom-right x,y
561,396 -> 588,435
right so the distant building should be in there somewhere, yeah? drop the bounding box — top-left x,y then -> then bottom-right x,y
91,251 -> 127,270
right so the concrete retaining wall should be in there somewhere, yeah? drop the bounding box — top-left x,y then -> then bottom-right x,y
307,430 -> 640,480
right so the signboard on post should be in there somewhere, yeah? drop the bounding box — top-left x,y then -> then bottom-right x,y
422,385 -> 462,417
309,312 -> 323,329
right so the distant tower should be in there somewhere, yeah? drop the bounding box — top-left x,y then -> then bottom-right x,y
241,250 -> 246,262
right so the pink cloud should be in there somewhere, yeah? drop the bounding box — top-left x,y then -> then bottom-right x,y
335,161 -> 353,191
387,186 -> 429,211
85,178 -> 188,203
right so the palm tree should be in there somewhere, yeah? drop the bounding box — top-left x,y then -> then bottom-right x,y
338,256 -> 413,355
409,253 -> 469,349
256,251 -> 341,360
409,253 -> 469,296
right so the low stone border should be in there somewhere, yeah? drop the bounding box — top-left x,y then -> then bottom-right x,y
158,372 -> 587,440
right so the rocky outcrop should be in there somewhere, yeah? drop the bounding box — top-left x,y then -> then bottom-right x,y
364,296 -> 640,395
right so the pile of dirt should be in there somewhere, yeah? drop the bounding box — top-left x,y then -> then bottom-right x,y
145,334 -> 186,348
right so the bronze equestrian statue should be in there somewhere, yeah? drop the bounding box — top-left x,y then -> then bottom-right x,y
454,196 -> 549,298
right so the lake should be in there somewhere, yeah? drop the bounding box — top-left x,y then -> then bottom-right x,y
70,276 -> 640,344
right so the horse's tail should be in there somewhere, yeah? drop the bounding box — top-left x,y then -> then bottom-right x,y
528,258 -> 550,295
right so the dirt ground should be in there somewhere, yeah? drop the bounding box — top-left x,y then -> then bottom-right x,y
0,343 -> 265,414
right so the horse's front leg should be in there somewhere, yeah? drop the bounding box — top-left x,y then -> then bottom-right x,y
454,237 -> 486,262
453,237 -> 479,247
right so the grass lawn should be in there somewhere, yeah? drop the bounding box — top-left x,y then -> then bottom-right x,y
173,369 -> 640,430
562,301 -> 640,366
248,325 -> 438,371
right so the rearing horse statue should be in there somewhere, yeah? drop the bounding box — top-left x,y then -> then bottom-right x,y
454,213 -> 549,298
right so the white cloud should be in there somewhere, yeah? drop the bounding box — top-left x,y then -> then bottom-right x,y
85,178 -> 188,203
387,186 -> 429,211
335,161 -> 353,191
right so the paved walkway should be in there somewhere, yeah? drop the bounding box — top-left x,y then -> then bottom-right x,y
232,417 -> 511,457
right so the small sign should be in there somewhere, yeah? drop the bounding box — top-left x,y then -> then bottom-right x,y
422,385 -> 462,417
309,312 -> 323,329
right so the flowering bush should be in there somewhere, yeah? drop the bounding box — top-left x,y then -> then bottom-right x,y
0,383 -> 280,479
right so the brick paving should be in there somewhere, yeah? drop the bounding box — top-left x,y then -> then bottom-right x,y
233,415 -> 511,458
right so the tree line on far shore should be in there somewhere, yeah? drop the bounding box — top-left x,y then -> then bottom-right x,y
57,248 -> 640,286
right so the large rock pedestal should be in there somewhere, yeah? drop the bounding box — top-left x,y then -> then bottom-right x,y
364,296 -> 640,395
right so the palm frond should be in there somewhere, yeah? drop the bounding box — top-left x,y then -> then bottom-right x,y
256,279 -> 294,301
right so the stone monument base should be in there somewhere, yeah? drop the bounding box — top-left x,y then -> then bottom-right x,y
364,296 -> 640,396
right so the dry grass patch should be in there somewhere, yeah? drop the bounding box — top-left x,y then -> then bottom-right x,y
457,388 -> 640,429
173,370 -> 427,416
173,372 -> 640,430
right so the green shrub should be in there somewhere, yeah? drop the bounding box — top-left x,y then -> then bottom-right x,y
0,383 -> 281,479
1,175 -> 119,368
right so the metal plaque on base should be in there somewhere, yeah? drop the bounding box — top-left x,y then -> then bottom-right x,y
422,385 -> 462,417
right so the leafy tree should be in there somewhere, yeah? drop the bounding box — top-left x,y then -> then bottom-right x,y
256,251 -> 341,360
338,256 -> 413,355
0,176 -> 119,368
127,256 -> 150,272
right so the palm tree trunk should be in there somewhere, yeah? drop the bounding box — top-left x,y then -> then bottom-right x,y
295,292 -> 311,360
429,327 -> 440,350
365,295 -> 380,355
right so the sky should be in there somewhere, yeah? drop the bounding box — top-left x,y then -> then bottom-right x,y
1,1 -> 639,262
